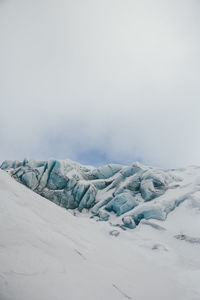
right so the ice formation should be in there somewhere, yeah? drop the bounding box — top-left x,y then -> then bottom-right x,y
1,158 -> 200,228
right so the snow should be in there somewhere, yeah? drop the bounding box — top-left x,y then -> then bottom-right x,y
0,169 -> 200,300
2,159 -> 200,230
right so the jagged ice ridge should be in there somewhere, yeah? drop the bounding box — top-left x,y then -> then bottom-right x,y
1,158 -> 200,229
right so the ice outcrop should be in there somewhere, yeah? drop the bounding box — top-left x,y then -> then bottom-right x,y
2,158 -> 198,228
105,192 -> 139,216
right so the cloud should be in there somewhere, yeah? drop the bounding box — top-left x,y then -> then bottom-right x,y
0,0 -> 200,167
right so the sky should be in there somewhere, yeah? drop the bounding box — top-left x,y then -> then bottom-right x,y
0,0 -> 200,168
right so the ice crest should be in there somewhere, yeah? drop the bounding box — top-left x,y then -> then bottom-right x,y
1,158 -> 199,228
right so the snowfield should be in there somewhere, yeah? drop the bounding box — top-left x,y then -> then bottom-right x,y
0,168 -> 200,300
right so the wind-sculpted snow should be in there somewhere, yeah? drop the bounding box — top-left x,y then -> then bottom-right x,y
1,158 -> 200,228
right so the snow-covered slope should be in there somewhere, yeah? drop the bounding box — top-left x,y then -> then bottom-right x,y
2,159 -> 200,229
0,169 -> 200,300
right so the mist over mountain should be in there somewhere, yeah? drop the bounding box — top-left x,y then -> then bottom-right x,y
1,0 -> 200,167
1,0 -> 200,298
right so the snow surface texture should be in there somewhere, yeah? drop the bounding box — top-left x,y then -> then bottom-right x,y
1,169 -> 200,300
2,158 -> 200,229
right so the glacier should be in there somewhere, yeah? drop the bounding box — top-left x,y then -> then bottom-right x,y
2,158 -> 200,229
1,167 -> 200,300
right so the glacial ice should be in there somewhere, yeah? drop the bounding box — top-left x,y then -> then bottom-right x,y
122,216 -> 136,229
105,192 -> 138,216
98,211 -> 110,221
91,164 -> 122,179
1,158 -> 197,228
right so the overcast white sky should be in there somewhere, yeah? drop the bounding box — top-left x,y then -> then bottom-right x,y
0,0 -> 200,168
